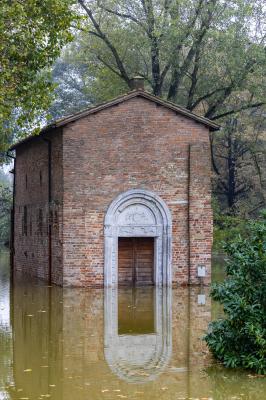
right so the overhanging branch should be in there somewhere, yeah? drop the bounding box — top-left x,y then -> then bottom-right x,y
212,102 -> 265,121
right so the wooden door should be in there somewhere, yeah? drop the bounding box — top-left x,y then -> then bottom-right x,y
118,237 -> 154,286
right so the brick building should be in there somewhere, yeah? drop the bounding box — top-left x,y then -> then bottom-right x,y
9,84 -> 219,287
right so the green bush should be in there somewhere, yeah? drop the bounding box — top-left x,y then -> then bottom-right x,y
212,198 -> 248,252
205,212 -> 266,374
213,214 -> 248,251
0,184 -> 12,244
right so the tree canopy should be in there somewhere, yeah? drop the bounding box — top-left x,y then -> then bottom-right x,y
1,1 -> 266,215
65,0 -> 266,121
0,0 -> 77,151
47,0 -> 264,216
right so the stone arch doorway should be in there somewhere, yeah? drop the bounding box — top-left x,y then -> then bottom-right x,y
104,189 -> 172,287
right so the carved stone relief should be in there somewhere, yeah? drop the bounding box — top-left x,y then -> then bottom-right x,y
117,204 -> 155,226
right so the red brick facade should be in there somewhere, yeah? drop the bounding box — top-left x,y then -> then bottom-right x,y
12,91 -> 217,287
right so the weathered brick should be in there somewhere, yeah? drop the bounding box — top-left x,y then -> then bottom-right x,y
12,94 -> 214,286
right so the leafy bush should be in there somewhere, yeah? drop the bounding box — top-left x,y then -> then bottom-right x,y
0,184 -> 12,244
212,198 -> 248,252
205,212 -> 266,374
213,214 -> 248,252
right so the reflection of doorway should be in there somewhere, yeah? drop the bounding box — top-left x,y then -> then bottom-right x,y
104,286 -> 172,383
118,288 -> 155,334
118,237 -> 154,286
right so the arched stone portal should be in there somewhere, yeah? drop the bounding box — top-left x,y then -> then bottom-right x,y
104,287 -> 172,383
104,189 -> 172,287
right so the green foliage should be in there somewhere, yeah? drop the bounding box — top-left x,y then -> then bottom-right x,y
205,212 -> 266,374
212,197 -> 248,251
0,0 -> 77,151
213,215 -> 248,252
63,0 -> 266,119
49,58 -> 94,119
0,182 -> 12,244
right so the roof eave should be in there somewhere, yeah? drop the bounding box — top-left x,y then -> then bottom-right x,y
50,90 -> 220,131
8,90 -> 220,151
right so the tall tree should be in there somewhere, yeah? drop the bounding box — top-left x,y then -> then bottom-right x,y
49,57 -> 95,120
213,112 -> 266,215
69,0 -> 266,120
49,0 -> 264,215
213,118 -> 252,211
0,0 -> 77,151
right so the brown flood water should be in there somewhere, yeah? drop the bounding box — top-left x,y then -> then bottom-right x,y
0,251 -> 265,400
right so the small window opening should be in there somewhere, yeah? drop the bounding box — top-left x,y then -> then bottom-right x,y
39,171 -> 42,186
25,174 -> 28,189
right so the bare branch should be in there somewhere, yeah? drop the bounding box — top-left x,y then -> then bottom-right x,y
96,55 -> 122,78
167,0 -> 217,101
97,4 -> 148,32
210,132 -> 220,175
190,87 -> 228,110
78,0 -> 131,87
186,45 -> 201,110
205,58 -> 259,119
160,63 -> 171,85
211,102 -> 265,121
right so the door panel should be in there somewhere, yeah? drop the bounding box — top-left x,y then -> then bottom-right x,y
118,238 -> 134,285
118,237 -> 154,286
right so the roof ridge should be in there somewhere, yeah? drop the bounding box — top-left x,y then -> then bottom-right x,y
9,89 -> 220,150
51,90 -> 219,130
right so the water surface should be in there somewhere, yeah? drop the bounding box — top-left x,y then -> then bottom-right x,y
0,251 -> 265,400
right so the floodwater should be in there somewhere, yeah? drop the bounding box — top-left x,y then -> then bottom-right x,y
0,251 -> 265,400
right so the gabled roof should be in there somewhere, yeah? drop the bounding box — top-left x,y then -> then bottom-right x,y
9,90 -> 220,150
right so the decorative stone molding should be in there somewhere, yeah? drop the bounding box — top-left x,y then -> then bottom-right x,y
104,287 -> 172,383
104,189 -> 172,287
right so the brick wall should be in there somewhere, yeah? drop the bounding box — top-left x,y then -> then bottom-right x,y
13,130 -> 63,284
189,144 -> 213,285
62,96 -> 212,286
13,95 -> 213,286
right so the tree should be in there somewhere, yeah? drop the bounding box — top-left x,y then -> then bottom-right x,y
213,119 -> 252,209
0,183 -> 12,245
212,111 -> 266,214
47,1 -> 265,215
205,212 -> 266,374
68,0 -> 266,120
0,0 -> 77,151
49,57 -> 95,120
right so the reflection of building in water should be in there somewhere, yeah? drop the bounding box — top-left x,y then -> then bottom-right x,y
104,287 -> 172,383
0,254 -> 13,393
9,275 -> 213,400
10,277 -> 64,400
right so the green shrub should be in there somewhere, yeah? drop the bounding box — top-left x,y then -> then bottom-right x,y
212,198 -> 248,252
213,214 -> 248,252
205,212 -> 266,374
0,184 -> 12,244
